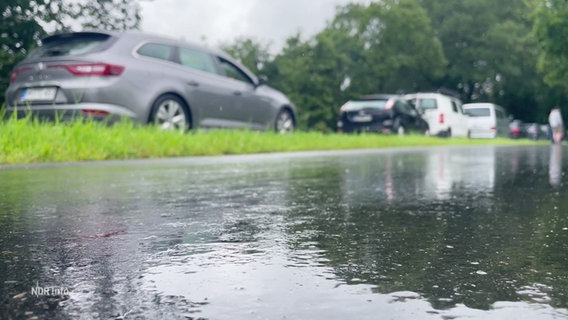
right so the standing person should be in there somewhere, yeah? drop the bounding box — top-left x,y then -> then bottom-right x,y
548,106 -> 564,144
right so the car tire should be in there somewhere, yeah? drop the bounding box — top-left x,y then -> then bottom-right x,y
275,109 -> 294,134
150,94 -> 191,132
393,118 -> 405,136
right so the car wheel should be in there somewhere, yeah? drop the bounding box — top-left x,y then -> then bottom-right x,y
275,109 -> 294,134
393,118 -> 405,136
150,94 -> 190,132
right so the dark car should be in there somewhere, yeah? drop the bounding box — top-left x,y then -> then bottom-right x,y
5,30 -> 296,133
337,94 -> 429,135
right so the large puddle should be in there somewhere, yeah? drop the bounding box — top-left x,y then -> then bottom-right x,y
1,146 -> 567,319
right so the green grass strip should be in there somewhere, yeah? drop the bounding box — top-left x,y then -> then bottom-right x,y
0,117 -> 541,165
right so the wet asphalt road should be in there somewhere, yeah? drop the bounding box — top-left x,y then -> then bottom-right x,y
1,145 -> 568,319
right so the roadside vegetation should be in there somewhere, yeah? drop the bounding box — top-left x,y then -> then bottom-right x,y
0,117 -> 540,165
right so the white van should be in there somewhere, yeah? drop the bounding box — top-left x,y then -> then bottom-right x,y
405,92 -> 470,137
462,103 -> 509,138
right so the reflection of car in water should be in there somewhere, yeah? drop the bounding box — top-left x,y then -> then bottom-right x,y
337,94 -> 429,135
423,147 -> 496,200
339,147 -> 497,204
549,145 -> 563,187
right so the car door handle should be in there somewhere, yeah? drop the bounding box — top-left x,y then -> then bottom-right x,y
187,81 -> 200,87
233,91 -> 242,96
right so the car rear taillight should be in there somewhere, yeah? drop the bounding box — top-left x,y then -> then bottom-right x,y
9,66 -> 33,83
439,113 -> 445,124
491,126 -> 496,131
82,109 -> 110,117
50,63 -> 125,76
82,109 -> 110,116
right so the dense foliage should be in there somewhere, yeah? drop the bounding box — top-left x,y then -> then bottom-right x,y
3,0 -> 568,131
223,0 -> 566,130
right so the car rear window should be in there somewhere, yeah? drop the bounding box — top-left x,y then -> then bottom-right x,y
349,100 -> 388,109
419,98 -> 437,110
28,33 -> 111,59
464,108 -> 491,117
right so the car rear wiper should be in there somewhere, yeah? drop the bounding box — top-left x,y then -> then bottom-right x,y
43,48 -> 67,57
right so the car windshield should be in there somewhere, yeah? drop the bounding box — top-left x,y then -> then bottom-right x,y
348,99 -> 388,109
464,108 -> 491,117
28,34 -> 110,59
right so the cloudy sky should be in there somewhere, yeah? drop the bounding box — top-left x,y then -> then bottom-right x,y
140,0 -> 370,52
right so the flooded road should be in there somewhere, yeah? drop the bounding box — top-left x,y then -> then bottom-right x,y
1,145 -> 568,319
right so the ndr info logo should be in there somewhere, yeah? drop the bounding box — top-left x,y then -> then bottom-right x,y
31,282 -> 70,297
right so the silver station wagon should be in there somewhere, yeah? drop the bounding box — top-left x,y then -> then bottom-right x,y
5,30 -> 297,133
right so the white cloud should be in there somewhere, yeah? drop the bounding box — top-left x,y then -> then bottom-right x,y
140,0 -> 371,52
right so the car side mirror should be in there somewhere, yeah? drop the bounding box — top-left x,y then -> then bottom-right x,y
256,75 -> 268,87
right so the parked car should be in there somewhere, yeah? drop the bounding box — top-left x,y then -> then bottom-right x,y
337,94 -> 429,135
508,119 -> 525,139
525,123 -> 549,140
5,30 -> 296,133
462,103 -> 509,138
405,92 -> 470,137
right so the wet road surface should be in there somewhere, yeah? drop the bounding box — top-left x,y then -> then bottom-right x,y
1,145 -> 568,319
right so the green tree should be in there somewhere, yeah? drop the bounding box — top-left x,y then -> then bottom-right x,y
532,0 -> 568,110
51,0 -> 141,31
0,1 -> 48,102
268,35 -> 330,130
337,0 -> 447,95
419,0 -> 542,120
220,37 -> 272,76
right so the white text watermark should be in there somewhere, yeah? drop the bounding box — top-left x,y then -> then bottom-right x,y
30,282 -> 70,297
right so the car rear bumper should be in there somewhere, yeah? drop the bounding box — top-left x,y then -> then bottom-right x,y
337,120 -> 394,133
4,103 -> 138,124
469,129 -> 497,139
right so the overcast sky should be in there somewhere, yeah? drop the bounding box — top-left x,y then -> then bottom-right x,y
140,0 -> 370,53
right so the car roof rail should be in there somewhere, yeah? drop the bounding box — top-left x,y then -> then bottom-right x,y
359,94 -> 395,100
436,87 -> 461,99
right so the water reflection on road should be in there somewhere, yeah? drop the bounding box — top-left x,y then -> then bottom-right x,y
550,145 -> 563,187
1,146 -> 567,319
